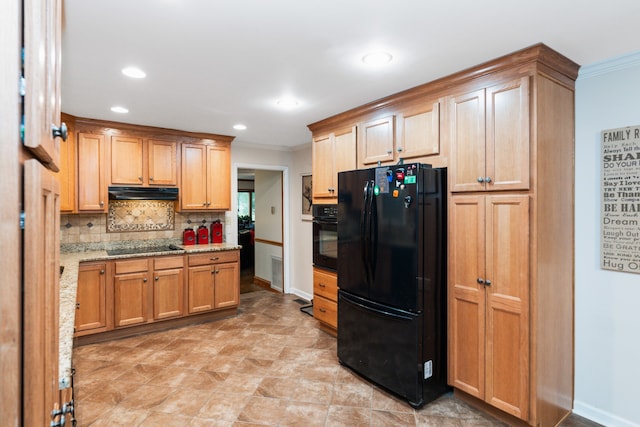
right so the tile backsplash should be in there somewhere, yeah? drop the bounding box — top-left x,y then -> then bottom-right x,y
61,207 -> 230,245
107,200 -> 175,233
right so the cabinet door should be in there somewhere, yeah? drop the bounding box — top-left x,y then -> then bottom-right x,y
148,139 -> 177,186
75,263 -> 107,333
59,128 -> 76,212
312,134 -> 334,199
359,115 -> 395,166
188,265 -> 214,313
110,135 -> 143,185
448,89 -> 486,192
449,195 -> 486,398
114,272 -> 149,327
334,127 -> 357,179
23,159 -> 61,427
77,133 -> 106,211
23,0 -> 61,171
486,77 -> 530,191
397,101 -> 440,159
214,262 -> 239,308
207,144 -> 231,210
181,143 -> 208,210
484,195 -> 529,419
153,268 -> 184,320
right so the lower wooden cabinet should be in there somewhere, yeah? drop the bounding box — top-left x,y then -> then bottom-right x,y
187,251 -> 240,314
74,262 -> 107,335
449,194 -> 530,419
113,258 -> 151,328
152,256 -> 185,320
313,267 -> 338,334
74,250 -> 239,339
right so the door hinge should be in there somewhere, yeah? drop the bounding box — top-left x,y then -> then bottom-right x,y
20,211 -> 25,230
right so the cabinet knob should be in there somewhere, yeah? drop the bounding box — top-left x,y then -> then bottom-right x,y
138,176 -> 143,182
143,278 -> 148,283
51,122 -> 68,141
207,202 -> 211,206
397,147 -> 403,153
100,269 -> 105,275
149,177 -> 154,181
76,303 -> 80,309
155,276 -> 159,281
386,149 -> 393,155
485,279 -> 492,286
99,201 -> 104,207
485,176 -> 492,183
477,278 -> 485,284
477,177 -> 485,183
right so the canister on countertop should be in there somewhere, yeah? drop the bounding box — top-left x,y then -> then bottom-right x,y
211,220 -> 223,243
197,225 -> 209,244
183,228 -> 196,245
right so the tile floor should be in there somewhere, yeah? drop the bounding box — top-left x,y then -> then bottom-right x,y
72,291 -> 600,427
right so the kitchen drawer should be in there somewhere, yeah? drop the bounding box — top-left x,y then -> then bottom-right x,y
114,258 -> 149,274
314,295 -> 337,329
313,268 -> 337,301
188,250 -> 239,266
154,255 -> 184,270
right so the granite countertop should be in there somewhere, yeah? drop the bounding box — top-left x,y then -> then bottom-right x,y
58,241 -> 242,389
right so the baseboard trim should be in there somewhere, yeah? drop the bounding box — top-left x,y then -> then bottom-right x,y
573,400 -> 637,427
253,276 -> 279,293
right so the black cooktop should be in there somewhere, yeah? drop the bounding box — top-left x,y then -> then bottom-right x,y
106,245 -> 182,256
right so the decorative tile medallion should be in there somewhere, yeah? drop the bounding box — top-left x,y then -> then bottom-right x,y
107,200 -> 175,232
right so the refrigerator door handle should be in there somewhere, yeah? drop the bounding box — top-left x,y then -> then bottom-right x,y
361,181 -> 371,285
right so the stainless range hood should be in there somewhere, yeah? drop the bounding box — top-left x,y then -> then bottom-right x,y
108,186 -> 179,201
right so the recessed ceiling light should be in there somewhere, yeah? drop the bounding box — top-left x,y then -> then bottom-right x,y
276,98 -> 299,109
110,106 -> 129,113
233,124 -> 247,130
362,51 -> 393,66
121,66 -> 146,79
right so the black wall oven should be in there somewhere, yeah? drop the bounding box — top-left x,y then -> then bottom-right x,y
312,204 -> 337,271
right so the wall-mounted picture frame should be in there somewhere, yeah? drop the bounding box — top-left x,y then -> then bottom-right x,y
301,173 -> 312,221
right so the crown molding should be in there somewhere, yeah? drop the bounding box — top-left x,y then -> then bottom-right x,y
578,49 -> 640,80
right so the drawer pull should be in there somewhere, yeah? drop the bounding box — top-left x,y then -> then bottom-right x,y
318,283 -> 326,288
319,308 -> 327,313
210,257 -> 220,261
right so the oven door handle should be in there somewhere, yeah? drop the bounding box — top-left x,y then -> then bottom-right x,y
313,218 -> 337,225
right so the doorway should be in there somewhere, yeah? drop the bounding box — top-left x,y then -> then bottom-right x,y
233,165 -> 289,294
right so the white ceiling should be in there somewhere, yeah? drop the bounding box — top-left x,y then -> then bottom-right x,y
61,0 -> 640,150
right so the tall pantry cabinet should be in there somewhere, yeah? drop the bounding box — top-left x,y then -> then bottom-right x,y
446,50 -> 578,426
308,44 -> 578,427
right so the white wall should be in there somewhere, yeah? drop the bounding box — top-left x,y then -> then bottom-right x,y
575,51 -> 640,427
289,144 -> 313,300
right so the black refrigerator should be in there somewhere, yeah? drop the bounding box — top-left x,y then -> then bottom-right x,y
337,163 -> 448,408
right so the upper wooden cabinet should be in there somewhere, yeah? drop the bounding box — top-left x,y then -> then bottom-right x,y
180,142 -> 231,211
448,77 -> 530,192
59,120 -> 76,212
109,136 -> 178,187
396,100 -> 441,161
312,126 -> 356,201
58,115 -> 234,213
110,135 -> 144,185
147,139 -> 178,186
358,115 -> 395,166
77,132 -> 107,212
